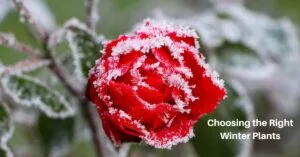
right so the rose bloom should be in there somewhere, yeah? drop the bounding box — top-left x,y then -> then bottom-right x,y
86,19 -> 226,149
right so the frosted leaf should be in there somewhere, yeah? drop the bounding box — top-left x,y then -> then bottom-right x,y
0,74 -> 75,119
4,58 -> 50,75
214,42 -> 277,81
0,33 -> 16,47
215,42 -> 264,69
0,103 -> 14,157
65,18 -> 102,82
154,4 -> 300,65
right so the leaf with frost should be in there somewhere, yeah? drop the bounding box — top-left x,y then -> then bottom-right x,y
264,19 -> 299,64
213,41 -> 276,80
3,58 -> 50,75
38,114 -> 74,157
0,74 -> 75,119
155,5 -> 300,65
0,103 -> 14,157
215,42 -> 264,68
191,82 -> 254,157
65,19 -> 103,82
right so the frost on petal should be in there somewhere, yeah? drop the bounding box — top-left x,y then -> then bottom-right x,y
101,111 -> 143,145
1,74 -> 75,119
144,116 -> 195,149
86,19 -> 226,149
155,5 -> 300,65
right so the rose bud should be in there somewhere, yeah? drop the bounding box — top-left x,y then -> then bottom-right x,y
86,19 -> 226,149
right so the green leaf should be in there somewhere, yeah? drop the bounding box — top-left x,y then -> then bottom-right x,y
38,114 -> 75,157
0,74 -> 75,118
191,82 -> 253,157
264,20 -> 299,64
66,19 -> 103,81
215,42 -> 264,70
0,103 -> 14,157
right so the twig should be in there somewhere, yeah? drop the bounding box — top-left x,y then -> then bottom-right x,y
80,98 -> 104,157
3,57 -> 50,75
11,0 -> 46,40
85,0 -> 99,30
44,47 -> 82,96
0,33 -> 41,57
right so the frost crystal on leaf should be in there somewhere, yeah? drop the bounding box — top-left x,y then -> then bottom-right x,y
4,58 -> 50,75
1,74 -> 75,119
65,18 -> 102,82
0,103 -> 14,157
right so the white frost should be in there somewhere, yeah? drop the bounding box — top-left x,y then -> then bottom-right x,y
145,128 -> 195,149
0,74 -> 76,119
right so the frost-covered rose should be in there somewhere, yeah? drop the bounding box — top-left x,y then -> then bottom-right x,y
86,20 -> 226,149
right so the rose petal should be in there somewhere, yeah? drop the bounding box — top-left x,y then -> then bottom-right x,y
107,81 -> 145,112
168,32 -> 196,47
143,115 -> 195,149
181,50 -> 226,117
191,77 -> 226,117
152,46 -> 180,67
101,112 -> 141,145
103,35 -> 128,59
136,86 -> 165,104
129,103 -> 178,131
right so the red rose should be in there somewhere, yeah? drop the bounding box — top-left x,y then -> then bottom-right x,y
86,19 -> 226,149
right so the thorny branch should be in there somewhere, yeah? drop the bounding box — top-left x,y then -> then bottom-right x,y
3,0 -> 105,157
85,0 -> 100,30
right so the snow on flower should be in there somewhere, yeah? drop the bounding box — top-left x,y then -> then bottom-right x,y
86,19 -> 226,149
